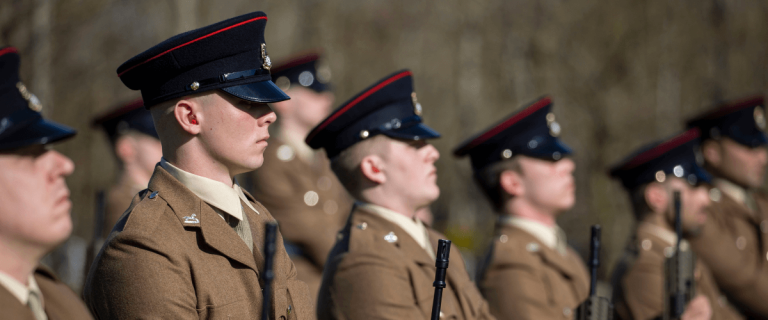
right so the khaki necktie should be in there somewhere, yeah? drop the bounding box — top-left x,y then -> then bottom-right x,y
226,206 -> 253,253
27,290 -> 47,320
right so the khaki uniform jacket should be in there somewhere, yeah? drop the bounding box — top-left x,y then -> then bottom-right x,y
102,180 -> 142,239
84,165 -> 314,320
612,225 -> 744,320
243,138 -> 352,299
478,223 -> 590,320
0,266 -> 93,320
689,191 -> 768,318
317,206 -> 495,320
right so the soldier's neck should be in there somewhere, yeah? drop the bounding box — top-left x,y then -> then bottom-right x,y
0,241 -> 42,285
163,150 -> 235,187
359,191 -> 420,219
504,199 -> 557,227
642,211 -> 673,233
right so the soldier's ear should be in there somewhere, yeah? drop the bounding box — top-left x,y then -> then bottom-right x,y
360,155 -> 386,184
174,98 -> 202,135
499,169 -> 524,197
644,182 -> 669,214
701,139 -> 721,168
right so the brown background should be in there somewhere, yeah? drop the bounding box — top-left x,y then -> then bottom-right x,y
2,0 -> 768,290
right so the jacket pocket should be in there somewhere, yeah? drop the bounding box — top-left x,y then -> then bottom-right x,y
196,299 -> 250,320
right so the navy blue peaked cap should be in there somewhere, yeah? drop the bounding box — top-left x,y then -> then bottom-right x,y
0,47 -> 75,151
609,128 -> 711,190
305,70 -> 440,158
271,52 -> 331,93
686,95 -> 767,148
117,11 -> 288,108
93,99 -> 158,142
453,96 -> 572,171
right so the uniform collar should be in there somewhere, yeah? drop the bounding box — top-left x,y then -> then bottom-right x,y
714,178 -> 748,206
638,222 -> 679,247
500,216 -> 568,255
160,158 -> 257,220
357,202 -> 434,259
0,271 -> 42,306
279,129 -> 315,163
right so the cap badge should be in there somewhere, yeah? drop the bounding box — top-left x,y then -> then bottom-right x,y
16,82 -> 43,112
299,71 -> 315,87
411,92 -> 422,116
501,149 -> 513,159
754,107 -> 766,131
261,43 -> 272,71
655,170 -> 666,183
316,61 -> 332,84
546,112 -> 560,137
275,76 -> 291,91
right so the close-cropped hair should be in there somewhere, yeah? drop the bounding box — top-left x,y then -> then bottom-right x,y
627,183 -> 653,221
474,157 -> 522,212
329,134 -> 389,199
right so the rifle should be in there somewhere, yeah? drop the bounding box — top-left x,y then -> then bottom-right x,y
431,239 -> 451,320
575,225 -> 613,320
663,191 -> 696,320
262,222 -> 278,320
90,190 -> 106,257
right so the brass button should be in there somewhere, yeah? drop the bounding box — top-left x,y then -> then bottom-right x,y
736,236 -> 747,250
641,239 -> 652,251
563,307 -> 572,317
337,233 -> 344,240
499,234 -> 508,243
439,311 -> 444,318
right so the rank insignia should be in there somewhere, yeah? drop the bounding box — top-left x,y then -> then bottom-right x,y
411,92 -> 422,116
261,43 -> 272,71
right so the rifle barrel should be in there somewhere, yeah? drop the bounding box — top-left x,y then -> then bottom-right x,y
589,225 -> 601,296
431,239 -> 451,320
261,222 -> 278,320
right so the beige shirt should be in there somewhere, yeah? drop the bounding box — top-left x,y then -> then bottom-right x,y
714,178 -> 758,212
160,158 -> 258,220
0,271 -> 42,306
278,129 -> 315,163
357,202 -> 435,259
500,216 -> 568,255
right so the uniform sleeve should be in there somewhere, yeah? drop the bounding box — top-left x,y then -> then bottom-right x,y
247,164 -> 347,268
481,259 -> 560,320
330,254 -> 424,320
689,212 -> 768,317
85,229 -> 198,319
620,258 -> 665,320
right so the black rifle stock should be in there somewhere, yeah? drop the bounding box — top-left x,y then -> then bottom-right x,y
262,222 -> 278,320
575,225 -> 613,320
663,191 -> 696,320
431,239 -> 451,320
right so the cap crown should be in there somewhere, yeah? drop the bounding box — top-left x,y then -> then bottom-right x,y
271,52 -> 331,93
117,12 -> 287,107
305,70 -> 439,158
686,95 -> 766,147
93,99 -> 158,141
453,96 -> 572,171
609,128 -> 711,190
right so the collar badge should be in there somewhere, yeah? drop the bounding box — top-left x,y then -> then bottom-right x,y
261,43 -> 272,71
546,112 -> 561,137
411,92 -> 422,116
754,106 -> 765,131
183,214 -> 200,224
16,82 -> 42,112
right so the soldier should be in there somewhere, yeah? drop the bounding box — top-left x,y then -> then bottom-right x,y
241,53 -> 353,299
0,46 -> 93,319
92,99 -> 161,241
685,96 -> 768,318
454,96 -> 589,320
83,12 -> 314,319
609,128 -> 743,320
308,70 -> 495,320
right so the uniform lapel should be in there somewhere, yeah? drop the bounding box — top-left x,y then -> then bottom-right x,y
148,165 -> 260,273
720,192 -> 761,224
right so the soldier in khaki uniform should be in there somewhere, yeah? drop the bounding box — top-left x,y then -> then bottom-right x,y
0,46 -> 93,319
307,70 -> 495,320
685,96 -> 768,318
241,53 -> 353,299
92,99 -> 162,240
609,128 -> 744,320
83,12 -> 314,319
454,96 -> 590,320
